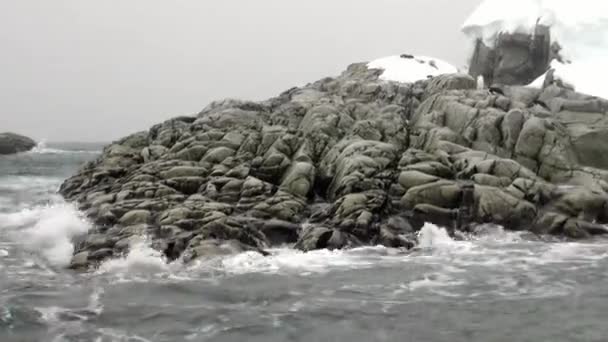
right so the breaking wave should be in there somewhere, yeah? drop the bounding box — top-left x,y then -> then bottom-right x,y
29,141 -> 101,155
97,239 -> 169,275
0,202 -> 91,267
91,223 -> 536,280
417,223 -> 455,249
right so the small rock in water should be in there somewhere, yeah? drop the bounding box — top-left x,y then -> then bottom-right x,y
0,132 -> 36,155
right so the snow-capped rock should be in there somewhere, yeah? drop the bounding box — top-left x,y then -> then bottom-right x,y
462,0 -> 608,99
367,55 -> 458,84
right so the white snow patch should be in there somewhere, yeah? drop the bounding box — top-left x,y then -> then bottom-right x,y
367,55 -> 458,83
463,0 -> 608,99
529,59 -> 605,98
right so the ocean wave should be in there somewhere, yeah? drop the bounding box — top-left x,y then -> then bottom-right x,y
95,241 -> 395,279
84,222 -> 608,295
407,272 -> 466,292
210,247 -> 386,275
28,141 -> 101,155
0,202 -> 91,267
0,175 -> 60,192
417,223 -> 456,249
89,223 -> 528,278
96,239 -> 169,276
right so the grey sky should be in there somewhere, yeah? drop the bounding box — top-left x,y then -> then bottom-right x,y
0,0 -> 480,142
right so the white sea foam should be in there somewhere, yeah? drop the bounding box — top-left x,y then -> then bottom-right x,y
28,141 -> 100,155
95,329 -> 153,342
96,240 -> 168,275
87,287 -> 105,316
471,224 -> 526,244
29,141 -> 69,154
209,247 -> 393,275
0,203 -> 90,267
93,224 -> 536,279
541,242 -> 608,263
407,273 -> 466,291
417,223 -> 455,249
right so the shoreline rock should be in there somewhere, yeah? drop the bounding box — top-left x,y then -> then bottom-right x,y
0,132 -> 36,155
59,61 -> 608,269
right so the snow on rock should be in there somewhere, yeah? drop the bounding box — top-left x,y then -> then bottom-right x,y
462,0 -> 608,99
530,58 -> 607,99
463,0 -> 547,45
367,55 -> 458,84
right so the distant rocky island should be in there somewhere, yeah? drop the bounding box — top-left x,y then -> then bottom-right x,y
0,132 -> 36,155
60,20 -> 608,269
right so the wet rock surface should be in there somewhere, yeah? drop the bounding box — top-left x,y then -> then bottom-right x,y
60,62 -> 608,268
0,132 -> 36,155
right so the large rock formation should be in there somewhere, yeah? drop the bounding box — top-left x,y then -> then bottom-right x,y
468,24 -> 554,86
60,59 -> 608,269
0,132 -> 36,155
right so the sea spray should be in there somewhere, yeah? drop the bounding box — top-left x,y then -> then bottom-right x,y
96,239 -> 169,275
0,203 -> 90,267
417,223 -> 455,249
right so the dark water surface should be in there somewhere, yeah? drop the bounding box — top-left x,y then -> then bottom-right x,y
1,143 -> 608,342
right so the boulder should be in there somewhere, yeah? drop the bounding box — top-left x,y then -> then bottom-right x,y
0,132 -> 36,154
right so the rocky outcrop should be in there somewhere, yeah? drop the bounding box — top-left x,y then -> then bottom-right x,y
468,24 -> 553,86
0,133 -> 36,155
60,61 -> 608,269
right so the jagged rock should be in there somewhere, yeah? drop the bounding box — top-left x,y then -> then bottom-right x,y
375,216 -> 416,248
424,73 -> 477,99
119,210 -> 152,225
294,226 -> 362,252
402,180 -> 462,210
0,132 -> 36,155
69,252 -> 90,270
160,166 -> 207,179
474,185 -> 537,229
59,59 -> 608,269
260,219 -> 301,245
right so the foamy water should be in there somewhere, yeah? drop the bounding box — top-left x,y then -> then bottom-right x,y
3,146 -> 608,341
29,141 -> 102,155
97,239 -> 169,276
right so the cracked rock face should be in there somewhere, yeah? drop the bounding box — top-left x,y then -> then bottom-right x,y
60,62 -> 608,269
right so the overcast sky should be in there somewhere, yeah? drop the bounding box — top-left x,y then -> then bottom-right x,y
0,0 -> 480,142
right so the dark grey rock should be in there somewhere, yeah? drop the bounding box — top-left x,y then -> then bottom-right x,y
58,57 -> 608,269
0,132 -> 36,155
